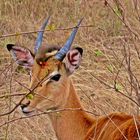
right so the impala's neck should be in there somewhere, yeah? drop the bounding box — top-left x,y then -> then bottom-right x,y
49,80 -> 95,140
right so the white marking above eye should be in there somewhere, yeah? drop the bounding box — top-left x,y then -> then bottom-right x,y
42,71 -> 59,85
45,50 -> 58,57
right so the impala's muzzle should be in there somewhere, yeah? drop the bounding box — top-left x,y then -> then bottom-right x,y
20,101 -> 32,114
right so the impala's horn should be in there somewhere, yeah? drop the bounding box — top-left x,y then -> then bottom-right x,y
55,18 -> 83,61
34,16 -> 50,53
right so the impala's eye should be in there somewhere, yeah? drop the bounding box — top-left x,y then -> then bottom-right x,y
51,74 -> 61,81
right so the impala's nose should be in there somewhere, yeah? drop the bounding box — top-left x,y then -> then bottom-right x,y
20,101 -> 31,114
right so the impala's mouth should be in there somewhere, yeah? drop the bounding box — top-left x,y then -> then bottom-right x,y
21,106 -> 33,114
20,102 -> 35,115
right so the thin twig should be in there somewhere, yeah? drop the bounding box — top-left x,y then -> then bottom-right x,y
79,85 -> 128,140
0,25 -> 96,39
0,93 -> 25,99
0,108 -> 94,128
89,72 -> 140,107
0,73 -> 51,117
106,0 -> 139,39
133,115 -> 140,139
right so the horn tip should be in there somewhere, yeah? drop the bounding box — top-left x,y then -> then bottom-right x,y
76,18 -> 84,27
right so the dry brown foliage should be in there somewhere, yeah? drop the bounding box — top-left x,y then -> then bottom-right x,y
0,0 -> 140,139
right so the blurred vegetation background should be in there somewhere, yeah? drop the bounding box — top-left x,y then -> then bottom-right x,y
0,0 -> 140,139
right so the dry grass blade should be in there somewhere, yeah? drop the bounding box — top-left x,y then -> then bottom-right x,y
0,0 -> 140,139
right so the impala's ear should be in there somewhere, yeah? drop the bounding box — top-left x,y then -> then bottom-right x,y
7,44 -> 34,69
64,47 -> 83,74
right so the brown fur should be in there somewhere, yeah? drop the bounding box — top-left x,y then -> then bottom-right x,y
20,47 -> 140,140
49,80 -> 140,140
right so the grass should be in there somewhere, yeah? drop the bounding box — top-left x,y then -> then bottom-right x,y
0,0 -> 140,139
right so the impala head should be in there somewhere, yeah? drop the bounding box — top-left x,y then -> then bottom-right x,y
7,17 -> 83,115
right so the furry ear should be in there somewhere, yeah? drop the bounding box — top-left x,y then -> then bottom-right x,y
7,44 -> 34,69
64,47 -> 83,74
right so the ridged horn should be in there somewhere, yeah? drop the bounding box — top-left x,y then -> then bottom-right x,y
55,18 -> 83,60
34,16 -> 50,53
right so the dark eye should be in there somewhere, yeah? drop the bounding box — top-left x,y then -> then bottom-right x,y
51,74 -> 61,81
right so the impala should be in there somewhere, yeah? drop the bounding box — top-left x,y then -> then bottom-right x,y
7,17 -> 140,140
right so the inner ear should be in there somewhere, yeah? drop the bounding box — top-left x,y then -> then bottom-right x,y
64,47 -> 83,74
7,44 -> 34,69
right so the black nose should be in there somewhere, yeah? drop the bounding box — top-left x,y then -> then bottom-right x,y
20,101 -> 30,111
